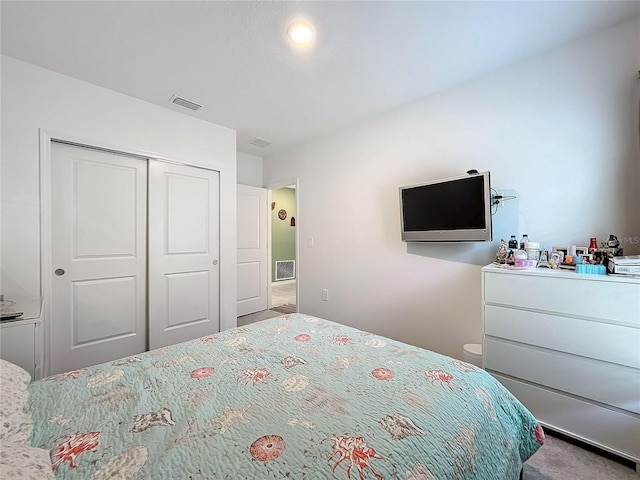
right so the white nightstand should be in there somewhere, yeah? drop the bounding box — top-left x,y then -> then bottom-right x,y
0,297 -> 43,380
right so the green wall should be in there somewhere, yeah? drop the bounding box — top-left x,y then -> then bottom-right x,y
271,187 -> 296,282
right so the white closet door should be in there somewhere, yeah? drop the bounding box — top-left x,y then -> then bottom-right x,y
50,143 -> 147,374
237,184 -> 268,316
148,161 -> 220,349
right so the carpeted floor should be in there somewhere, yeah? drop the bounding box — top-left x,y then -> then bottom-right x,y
271,303 -> 297,314
236,308 -> 285,327
523,431 -> 637,479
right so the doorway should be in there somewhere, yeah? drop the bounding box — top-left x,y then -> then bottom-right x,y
269,185 -> 297,314
236,178 -> 299,325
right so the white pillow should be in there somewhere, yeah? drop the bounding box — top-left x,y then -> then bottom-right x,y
0,441 -> 55,480
0,359 -> 31,388
0,360 -> 32,443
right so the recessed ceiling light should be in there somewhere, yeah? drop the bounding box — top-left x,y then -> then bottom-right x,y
287,22 -> 314,45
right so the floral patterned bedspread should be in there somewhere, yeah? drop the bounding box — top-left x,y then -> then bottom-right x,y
28,314 -> 543,479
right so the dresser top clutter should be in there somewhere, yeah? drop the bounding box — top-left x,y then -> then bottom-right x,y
483,262 -> 640,284
496,233 -> 639,278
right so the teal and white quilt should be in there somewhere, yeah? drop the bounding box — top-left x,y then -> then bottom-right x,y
28,314 -> 543,479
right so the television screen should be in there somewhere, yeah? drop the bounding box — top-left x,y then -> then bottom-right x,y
400,172 -> 492,242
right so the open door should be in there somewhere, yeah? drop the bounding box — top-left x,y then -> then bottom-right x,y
236,184 -> 269,316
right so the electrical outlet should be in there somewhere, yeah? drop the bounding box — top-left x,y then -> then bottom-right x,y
322,289 -> 329,301
307,236 -> 314,248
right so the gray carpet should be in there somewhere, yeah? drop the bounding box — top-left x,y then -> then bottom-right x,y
523,432 -> 636,479
271,303 -> 297,314
236,309 -> 284,326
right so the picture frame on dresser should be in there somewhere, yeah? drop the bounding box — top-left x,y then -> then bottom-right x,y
549,251 -> 564,268
551,246 -> 568,257
575,246 -> 588,257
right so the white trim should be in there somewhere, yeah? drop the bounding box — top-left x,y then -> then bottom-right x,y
272,279 -> 296,286
39,130 -> 52,377
266,189 -> 273,310
47,134 -> 225,173
265,177 -> 299,314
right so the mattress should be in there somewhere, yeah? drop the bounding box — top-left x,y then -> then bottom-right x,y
28,313 -> 543,479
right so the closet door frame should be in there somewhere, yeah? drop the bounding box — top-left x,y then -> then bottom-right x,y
39,130 -> 222,377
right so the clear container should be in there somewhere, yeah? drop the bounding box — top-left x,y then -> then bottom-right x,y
519,234 -> 529,250
514,249 -> 529,267
525,241 -> 541,261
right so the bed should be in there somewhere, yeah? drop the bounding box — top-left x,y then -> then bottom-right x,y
3,313 -> 543,479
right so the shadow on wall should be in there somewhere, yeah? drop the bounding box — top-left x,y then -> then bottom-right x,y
407,242 -> 494,266
406,189 -> 520,266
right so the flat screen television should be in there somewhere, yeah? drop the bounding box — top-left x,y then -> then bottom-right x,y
399,171 -> 492,242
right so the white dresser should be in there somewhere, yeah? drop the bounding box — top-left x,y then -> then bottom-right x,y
481,264 -> 640,465
0,298 -> 44,380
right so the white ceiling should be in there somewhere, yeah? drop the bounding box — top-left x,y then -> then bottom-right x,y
2,1 -> 639,157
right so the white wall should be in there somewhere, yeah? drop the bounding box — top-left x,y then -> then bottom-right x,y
1,55 -> 238,331
263,18 -> 640,359
237,151 -> 264,187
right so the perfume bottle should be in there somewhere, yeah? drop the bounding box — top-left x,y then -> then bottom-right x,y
588,237 -> 598,254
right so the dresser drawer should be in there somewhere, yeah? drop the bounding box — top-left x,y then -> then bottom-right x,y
484,271 -> 640,326
485,305 -> 640,368
485,338 -> 640,414
491,373 -> 640,462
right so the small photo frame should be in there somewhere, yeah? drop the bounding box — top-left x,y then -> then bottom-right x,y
549,251 -> 564,267
552,246 -> 568,258
575,247 -> 588,257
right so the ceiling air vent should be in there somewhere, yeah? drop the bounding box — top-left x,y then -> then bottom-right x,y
169,95 -> 202,111
248,137 -> 272,148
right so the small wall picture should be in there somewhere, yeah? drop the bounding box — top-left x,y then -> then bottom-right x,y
278,209 -> 287,220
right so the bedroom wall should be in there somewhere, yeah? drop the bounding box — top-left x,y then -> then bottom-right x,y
237,151 -> 264,187
0,55 -> 239,331
263,18 -> 640,359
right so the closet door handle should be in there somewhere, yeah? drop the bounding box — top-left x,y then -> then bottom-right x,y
54,268 -> 65,276
212,260 -> 218,266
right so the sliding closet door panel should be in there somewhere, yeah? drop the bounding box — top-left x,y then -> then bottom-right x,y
74,160 -> 138,257
50,143 -> 147,375
148,161 -> 220,349
166,175 -> 210,254
165,272 -> 210,328
73,277 -> 138,343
